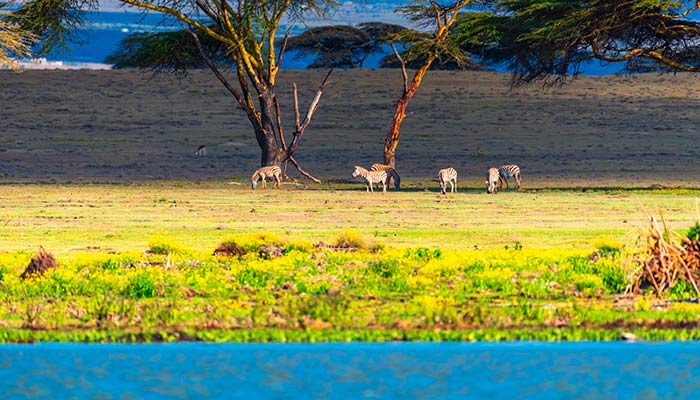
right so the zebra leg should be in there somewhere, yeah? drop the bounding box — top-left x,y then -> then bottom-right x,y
275,174 -> 281,188
262,178 -> 267,189
450,181 -> 455,193
382,180 -> 387,193
516,174 -> 521,190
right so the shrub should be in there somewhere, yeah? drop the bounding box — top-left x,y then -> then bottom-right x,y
599,264 -> 627,294
213,240 -> 247,257
571,273 -> 603,295
368,259 -> 399,278
124,272 -> 158,298
687,222 -> 700,242
595,239 -> 622,259
20,247 -> 58,279
334,230 -> 369,250
405,247 -> 442,261
148,235 -> 188,255
238,267 -> 269,289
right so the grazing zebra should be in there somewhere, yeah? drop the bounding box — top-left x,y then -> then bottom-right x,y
251,166 -> 282,189
486,167 -> 500,194
194,144 -> 207,157
437,167 -> 458,195
370,163 -> 401,189
498,164 -> 522,190
352,166 -> 387,193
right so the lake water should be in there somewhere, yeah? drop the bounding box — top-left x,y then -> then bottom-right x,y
32,8 -> 625,74
2,341 -> 700,399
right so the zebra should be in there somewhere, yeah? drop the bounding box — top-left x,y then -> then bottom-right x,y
352,166 -> 387,193
370,163 -> 401,189
486,167 -> 500,194
251,165 -> 282,189
498,164 -> 522,190
437,167 -> 458,195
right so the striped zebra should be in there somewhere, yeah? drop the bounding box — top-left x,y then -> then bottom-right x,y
352,166 -> 387,193
498,164 -> 522,190
251,165 -> 282,189
437,167 -> 458,195
486,167 -> 500,194
370,163 -> 401,189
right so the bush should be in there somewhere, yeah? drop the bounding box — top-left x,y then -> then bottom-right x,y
405,247 -> 442,261
368,259 -> 399,278
334,230 -> 370,250
238,267 -> 269,289
124,272 -> 158,298
148,235 -> 188,255
595,239 -> 622,259
687,222 -> 700,242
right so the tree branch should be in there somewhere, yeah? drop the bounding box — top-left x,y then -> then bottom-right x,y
276,28 -> 291,70
273,95 -> 287,150
391,43 -> 409,94
287,69 -> 333,157
289,156 -> 321,183
293,82 -> 301,132
183,23 -> 246,109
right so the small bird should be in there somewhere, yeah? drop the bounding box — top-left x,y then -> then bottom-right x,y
475,147 -> 487,157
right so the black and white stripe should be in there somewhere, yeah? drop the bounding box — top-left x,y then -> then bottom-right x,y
437,167 -> 458,195
486,167 -> 500,194
370,163 -> 401,189
498,164 -> 521,190
251,166 -> 282,189
353,166 -> 388,193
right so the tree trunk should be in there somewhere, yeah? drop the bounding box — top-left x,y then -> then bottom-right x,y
383,59 -> 434,168
258,92 -> 282,166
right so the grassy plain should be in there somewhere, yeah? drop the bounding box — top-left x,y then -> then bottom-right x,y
1,184 -> 700,342
2,69 -> 700,342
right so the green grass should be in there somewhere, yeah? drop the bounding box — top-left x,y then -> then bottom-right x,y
1,184 -> 700,342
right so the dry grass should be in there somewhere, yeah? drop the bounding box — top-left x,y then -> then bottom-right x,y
0,183 -> 698,253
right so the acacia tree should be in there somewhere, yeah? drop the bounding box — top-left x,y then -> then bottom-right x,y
11,0 -> 336,180
381,0 -> 490,168
0,9 -> 35,70
285,22 -> 406,68
455,0 -> 700,85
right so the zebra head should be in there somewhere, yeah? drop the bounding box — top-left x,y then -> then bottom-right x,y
352,166 -> 363,178
251,178 -> 258,190
486,167 -> 499,194
439,179 -> 447,195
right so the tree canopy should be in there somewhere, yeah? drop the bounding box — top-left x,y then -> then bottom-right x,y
0,9 -> 35,69
104,27 -> 230,72
285,22 -> 406,68
455,0 -> 700,85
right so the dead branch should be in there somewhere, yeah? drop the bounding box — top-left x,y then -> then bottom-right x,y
631,215 -> 700,298
391,43 -> 409,94
273,95 -> 287,150
287,69 -> 333,156
289,156 -> 321,183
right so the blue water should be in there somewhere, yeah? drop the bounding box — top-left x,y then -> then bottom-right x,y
45,8 -> 407,68
44,10 -> 627,74
2,342 -> 700,399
